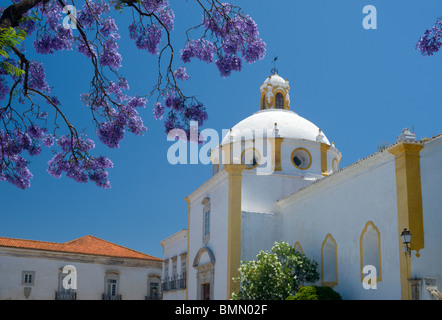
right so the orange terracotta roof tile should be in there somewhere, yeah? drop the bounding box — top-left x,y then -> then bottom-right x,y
0,235 -> 161,262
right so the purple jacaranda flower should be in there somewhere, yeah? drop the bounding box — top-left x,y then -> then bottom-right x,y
153,102 -> 164,120
174,67 -> 190,81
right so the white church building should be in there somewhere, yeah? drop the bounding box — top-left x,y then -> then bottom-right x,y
161,72 -> 442,300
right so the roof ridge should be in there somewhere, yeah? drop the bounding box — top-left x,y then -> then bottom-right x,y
0,236 -> 64,246
70,235 -> 160,260
63,234 -> 96,244
0,235 -> 161,261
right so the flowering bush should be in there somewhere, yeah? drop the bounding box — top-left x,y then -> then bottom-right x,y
0,0 -> 266,189
287,286 -> 342,300
232,241 -> 320,300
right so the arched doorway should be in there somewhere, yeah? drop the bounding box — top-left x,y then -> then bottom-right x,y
193,247 -> 215,300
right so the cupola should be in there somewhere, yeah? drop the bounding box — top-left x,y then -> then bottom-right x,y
260,73 -> 290,110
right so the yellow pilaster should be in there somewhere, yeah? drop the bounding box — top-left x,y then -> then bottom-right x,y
388,142 -> 424,300
320,143 -> 331,176
224,164 -> 246,299
269,137 -> 284,172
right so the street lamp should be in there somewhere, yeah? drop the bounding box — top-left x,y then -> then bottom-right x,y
152,286 -> 158,300
400,228 -> 412,254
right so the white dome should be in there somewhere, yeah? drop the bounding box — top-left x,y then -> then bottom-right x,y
262,73 -> 287,86
221,109 -> 330,145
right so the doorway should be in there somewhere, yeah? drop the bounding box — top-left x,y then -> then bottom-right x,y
202,283 -> 211,300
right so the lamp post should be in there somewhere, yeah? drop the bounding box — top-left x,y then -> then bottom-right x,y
400,228 -> 412,255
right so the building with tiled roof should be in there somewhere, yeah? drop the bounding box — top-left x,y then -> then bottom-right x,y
0,235 -> 162,300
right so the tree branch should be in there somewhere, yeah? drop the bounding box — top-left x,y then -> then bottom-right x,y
0,0 -> 48,29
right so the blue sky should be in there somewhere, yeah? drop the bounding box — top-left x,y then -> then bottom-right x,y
1,0 -> 442,259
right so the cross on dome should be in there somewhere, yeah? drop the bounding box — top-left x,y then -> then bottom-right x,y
271,56 -> 279,75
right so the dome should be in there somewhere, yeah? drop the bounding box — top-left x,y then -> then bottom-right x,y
262,73 -> 287,86
221,108 -> 330,145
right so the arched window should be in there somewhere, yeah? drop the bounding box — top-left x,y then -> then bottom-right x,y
360,221 -> 382,283
332,158 -> 339,173
202,197 -> 210,244
275,92 -> 284,109
294,241 -> 303,253
321,234 -> 338,287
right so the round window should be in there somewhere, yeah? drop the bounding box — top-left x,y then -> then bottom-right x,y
291,148 -> 312,170
241,148 -> 260,169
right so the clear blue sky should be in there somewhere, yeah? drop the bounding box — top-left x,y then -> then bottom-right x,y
1,0 -> 442,259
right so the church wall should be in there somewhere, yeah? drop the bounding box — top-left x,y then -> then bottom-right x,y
186,173 -> 230,300
278,151 -> 403,300
413,137 -> 442,290
0,249 -> 161,300
241,173 -> 311,213
241,211 -> 282,262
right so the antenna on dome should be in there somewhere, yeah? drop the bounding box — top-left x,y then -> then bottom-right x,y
271,56 -> 278,75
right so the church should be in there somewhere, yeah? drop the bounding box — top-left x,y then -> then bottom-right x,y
160,72 -> 442,300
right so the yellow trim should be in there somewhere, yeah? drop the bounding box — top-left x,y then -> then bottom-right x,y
291,147 -> 312,170
388,142 -> 424,300
269,137 -> 283,172
320,143 -> 331,176
273,89 -> 287,110
321,233 -> 338,287
260,92 -> 266,110
240,148 -> 261,170
359,221 -> 382,283
260,83 -> 290,110
294,241 -> 303,253
224,164 -> 246,299
185,196 -> 191,300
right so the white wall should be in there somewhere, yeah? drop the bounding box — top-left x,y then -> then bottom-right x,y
241,211 -> 281,262
161,230 -> 187,300
241,173 -> 312,213
278,151 -> 402,300
413,137 -> 442,289
0,249 -> 161,300
187,172 -> 229,300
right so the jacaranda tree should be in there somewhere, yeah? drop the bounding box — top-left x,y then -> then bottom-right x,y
0,0 -> 266,189
416,17 -> 442,56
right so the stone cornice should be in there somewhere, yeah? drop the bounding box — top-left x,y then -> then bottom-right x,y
0,247 -> 162,268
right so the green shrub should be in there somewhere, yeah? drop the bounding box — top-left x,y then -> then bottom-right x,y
289,286 -> 342,300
